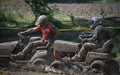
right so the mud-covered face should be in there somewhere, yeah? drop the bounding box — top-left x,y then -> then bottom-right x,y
89,20 -> 94,25
90,24 -> 97,30
89,20 -> 96,29
89,19 -> 101,29
40,21 -> 48,28
40,22 -> 45,27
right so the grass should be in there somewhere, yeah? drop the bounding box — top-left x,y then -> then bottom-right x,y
62,21 -> 72,25
93,0 -> 120,3
116,53 -> 120,62
0,7 -> 35,28
53,14 -> 71,21
0,28 -> 26,37
0,20 -> 33,28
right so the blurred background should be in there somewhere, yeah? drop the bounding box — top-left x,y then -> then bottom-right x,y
0,0 -> 120,60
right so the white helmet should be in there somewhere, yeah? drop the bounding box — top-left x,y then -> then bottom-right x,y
91,17 -> 102,24
35,15 -> 48,25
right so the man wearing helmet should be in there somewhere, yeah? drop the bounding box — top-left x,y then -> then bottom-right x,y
71,17 -> 110,62
11,15 -> 60,60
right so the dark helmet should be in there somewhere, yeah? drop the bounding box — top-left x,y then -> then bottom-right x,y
35,15 -> 48,26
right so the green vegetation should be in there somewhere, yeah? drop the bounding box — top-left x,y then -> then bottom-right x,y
0,28 -> 26,37
0,1 -> 34,28
92,0 -> 120,3
24,0 -> 58,23
0,0 -> 120,56
51,0 -> 120,3
116,53 -> 120,62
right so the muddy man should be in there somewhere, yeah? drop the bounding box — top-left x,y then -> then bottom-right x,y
72,17 -> 110,62
11,15 -> 60,60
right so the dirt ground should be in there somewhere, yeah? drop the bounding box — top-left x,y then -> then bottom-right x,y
0,31 -> 120,75
2,72 -> 61,75
0,31 -> 78,75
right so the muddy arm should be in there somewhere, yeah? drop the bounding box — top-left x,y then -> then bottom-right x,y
19,27 -> 38,35
85,29 -> 99,42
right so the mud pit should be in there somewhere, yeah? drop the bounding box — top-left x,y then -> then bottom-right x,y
0,31 -> 120,75
1,62 -> 115,75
